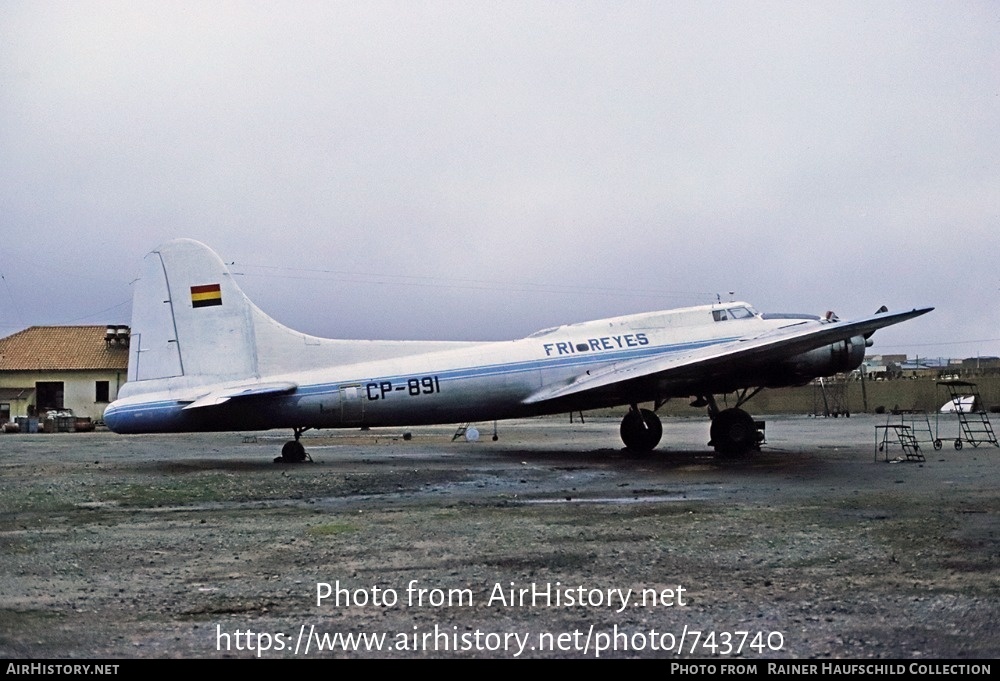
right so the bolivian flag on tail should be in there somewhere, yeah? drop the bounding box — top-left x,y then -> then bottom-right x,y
191,283 -> 223,308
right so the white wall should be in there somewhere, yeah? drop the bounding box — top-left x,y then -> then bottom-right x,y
0,370 -> 126,421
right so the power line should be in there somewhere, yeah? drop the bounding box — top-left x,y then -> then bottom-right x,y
881,338 -> 1000,349
0,269 -> 25,329
238,263 -> 715,301
61,300 -> 132,324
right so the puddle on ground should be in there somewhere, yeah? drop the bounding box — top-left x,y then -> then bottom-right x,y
519,494 -> 707,505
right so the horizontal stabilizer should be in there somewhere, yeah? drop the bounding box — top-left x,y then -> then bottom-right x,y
182,381 -> 298,410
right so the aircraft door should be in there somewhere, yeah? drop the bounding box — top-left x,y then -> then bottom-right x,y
339,384 -> 364,425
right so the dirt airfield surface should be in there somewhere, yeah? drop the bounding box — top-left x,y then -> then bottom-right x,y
0,414 -> 997,659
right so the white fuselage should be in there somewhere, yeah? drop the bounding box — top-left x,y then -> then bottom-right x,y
105,302 -> 794,433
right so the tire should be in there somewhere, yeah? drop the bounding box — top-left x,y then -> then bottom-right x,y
710,408 -> 758,456
620,408 -> 663,453
280,440 -> 307,463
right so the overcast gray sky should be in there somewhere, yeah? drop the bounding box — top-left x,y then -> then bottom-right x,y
1,2 -> 997,359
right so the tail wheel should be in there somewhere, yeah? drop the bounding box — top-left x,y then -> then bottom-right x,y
620,408 -> 663,453
279,440 -> 307,463
710,408 -> 758,456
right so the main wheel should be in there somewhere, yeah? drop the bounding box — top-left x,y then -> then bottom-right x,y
710,408 -> 758,456
280,440 -> 307,463
620,408 -> 663,453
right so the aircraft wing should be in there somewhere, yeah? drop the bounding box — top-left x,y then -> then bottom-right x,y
181,381 -> 298,410
523,307 -> 932,405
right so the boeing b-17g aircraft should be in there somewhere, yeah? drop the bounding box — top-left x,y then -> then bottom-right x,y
104,239 -> 932,461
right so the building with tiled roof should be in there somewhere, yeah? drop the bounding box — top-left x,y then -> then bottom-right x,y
0,326 -> 130,426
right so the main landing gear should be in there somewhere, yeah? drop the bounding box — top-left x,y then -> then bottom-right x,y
618,391 -> 765,456
703,391 -> 765,457
620,404 -> 663,453
276,427 -> 312,463
709,407 -> 760,456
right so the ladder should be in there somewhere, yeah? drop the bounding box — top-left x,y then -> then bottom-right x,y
452,421 -> 499,442
936,381 -> 999,449
876,423 -> 924,462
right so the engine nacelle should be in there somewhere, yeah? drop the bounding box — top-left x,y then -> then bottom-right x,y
767,335 -> 867,388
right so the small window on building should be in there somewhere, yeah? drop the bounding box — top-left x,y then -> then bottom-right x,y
0,403 -> 9,422
96,381 -> 110,403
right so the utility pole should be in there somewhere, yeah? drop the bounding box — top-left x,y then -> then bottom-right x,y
860,365 -> 869,413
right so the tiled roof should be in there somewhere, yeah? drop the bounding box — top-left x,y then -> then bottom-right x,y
0,326 -> 129,371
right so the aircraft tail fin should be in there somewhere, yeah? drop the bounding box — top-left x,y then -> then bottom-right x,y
127,239 -> 262,384
124,239 -> 482,392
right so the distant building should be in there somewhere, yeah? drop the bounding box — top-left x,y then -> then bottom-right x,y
861,358 -> 890,380
960,356 -> 1000,374
897,357 -> 950,379
0,326 -> 129,424
861,354 -> 1000,381
862,354 -> 910,380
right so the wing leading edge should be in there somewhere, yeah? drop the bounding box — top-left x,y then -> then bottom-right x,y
523,307 -> 933,405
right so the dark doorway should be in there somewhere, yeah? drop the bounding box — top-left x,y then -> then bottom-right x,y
35,382 -> 64,412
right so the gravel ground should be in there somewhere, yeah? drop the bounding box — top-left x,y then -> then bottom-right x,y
0,414 -> 997,659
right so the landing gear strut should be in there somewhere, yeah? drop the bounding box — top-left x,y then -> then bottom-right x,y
620,404 -> 663,453
276,427 -> 312,463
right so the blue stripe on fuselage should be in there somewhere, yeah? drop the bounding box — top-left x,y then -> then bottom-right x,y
106,335 -> 738,432
300,335 -> 735,395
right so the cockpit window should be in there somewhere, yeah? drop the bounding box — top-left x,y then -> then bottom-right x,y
713,306 -> 756,322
